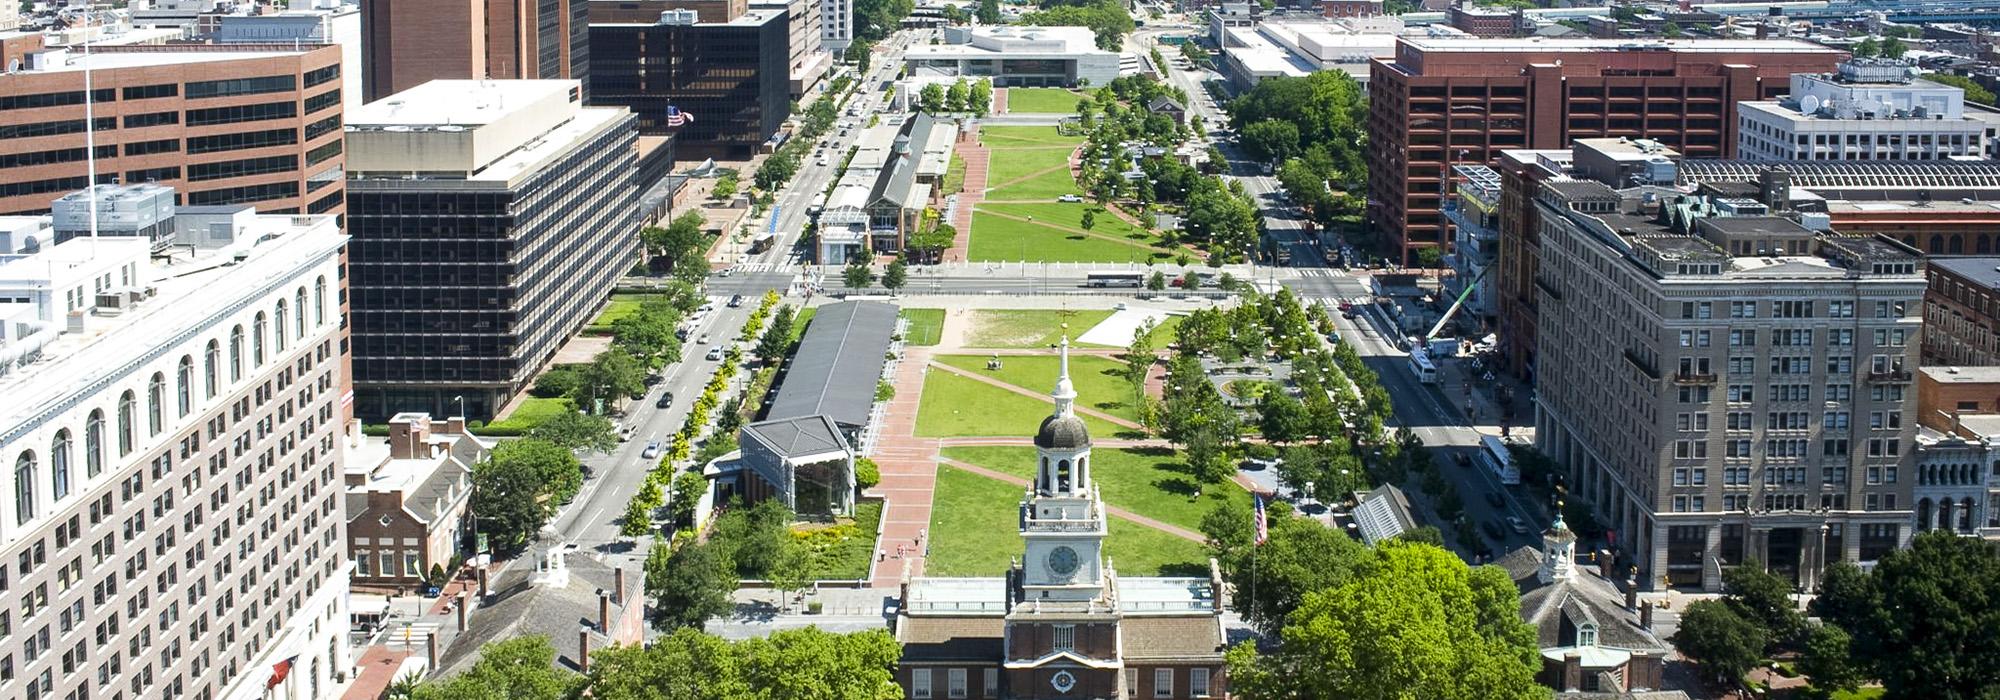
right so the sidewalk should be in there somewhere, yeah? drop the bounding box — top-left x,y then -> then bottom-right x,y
926,361 -> 1146,432
867,348 -> 944,588
948,125 -> 987,262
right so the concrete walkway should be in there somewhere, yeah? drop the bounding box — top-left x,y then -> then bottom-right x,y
940,436 -> 1173,449
993,87 -> 1010,114
939,457 -> 1204,543
948,125 -> 987,263
926,361 -> 1146,432
867,348 -> 944,588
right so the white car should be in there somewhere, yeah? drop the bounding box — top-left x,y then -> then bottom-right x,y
698,334 -> 711,344
1057,194 -> 1084,203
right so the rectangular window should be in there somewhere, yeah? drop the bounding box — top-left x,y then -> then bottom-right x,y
187,155 -> 299,182
305,139 -> 342,167
303,65 -> 339,89
984,669 -> 998,697
1053,625 -> 1074,652
185,75 -> 296,100
948,668 -> 967,699
186,129 -> 298,155
122,84 -> 178,100
1191,668 -> 1211,697
304,89 -> 340,115
123,112 -> 178,129
912,669 -> 932,699
184,101 -> 298,127
1154,669 -> 1173,698
125,139 -> 181,156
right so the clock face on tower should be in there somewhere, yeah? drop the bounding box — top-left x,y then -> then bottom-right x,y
1046,545 -> 1080,579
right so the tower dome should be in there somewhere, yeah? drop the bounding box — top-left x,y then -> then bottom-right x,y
1035,413 -> 1092,450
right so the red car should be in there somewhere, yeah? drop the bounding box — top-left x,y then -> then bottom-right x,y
1337,301 -> 1353,312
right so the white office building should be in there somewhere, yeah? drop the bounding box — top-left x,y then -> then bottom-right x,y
904,26 -> 1121,87
821,0 -> 852,53
0,202 -> 354,699
1738,58 -> 1994,162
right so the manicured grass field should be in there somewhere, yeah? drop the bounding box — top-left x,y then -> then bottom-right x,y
914,370 -> 1125,438
985,168 -> 1084,202
936,353 -> 1141,422
925,466 -> 1207,577
1006,88 -> 1089,114
789,306 -> 817,343
901,308 -> 945,346
586,293 -> 675,332
966,211 -> 1160,264
982,125 -> 1083,146
481,396 -> 575,435
985,147 -> 1075,190
981,202 -> 1154,241
962,309 -> 1114,348
941,445 -> 1248,533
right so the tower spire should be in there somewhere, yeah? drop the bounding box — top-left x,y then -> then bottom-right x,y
1052,331 -> 1076,417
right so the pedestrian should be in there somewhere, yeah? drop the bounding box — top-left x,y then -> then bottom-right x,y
877,548 -> 885,563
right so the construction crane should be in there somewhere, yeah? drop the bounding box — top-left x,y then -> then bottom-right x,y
1406,266 -> 1491,384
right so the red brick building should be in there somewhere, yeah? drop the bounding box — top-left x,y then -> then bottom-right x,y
1365,37 -> 1843,263
360,0 -> 589,102
1321,0 -> 1384,19
0,43 -> 345,216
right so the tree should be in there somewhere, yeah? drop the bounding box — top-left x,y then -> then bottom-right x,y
1179,270 -> 1202,291
574,349 -> 647,411
976,0 -> 1000,23
1661,22 -> 1681,38
1800,623 -> 1866,694
854,456 -> 881,489
646,541 -> 737,631
619,490 -> 656,539
527,408 -> 619,454
843,259 -> 874,290
1720,560 -> 1806,650
1019,0 -> 1133,51
1225,541 -> 1544,700
945,79 -> 970,112
584,628 -> 751,699
1201,499 -> 1367,634
471,439 -> 581,553
968,79 -> 993,117
410,636 -> 578,700
1257,390 -> 1309,444
1122,320 -> 1157,395
1881,36 -> 1908,59
712,499 -> 793,578
711,172 -> 739,200
1814,530 -> 2000,699
667,471 -> 708,528
881,255 -> 908,294
1853,37 -> 1881,58
1146,270 -> 1167,291
757,305 -> 798,364
767,539 -> 818,613
919,83 -> 947,113
1240,119 -> 1301,164
1673,599 -> 1768,687
1927,72 -> 1998,105
1080,208 -> 1097,231
582,628 -> 902,699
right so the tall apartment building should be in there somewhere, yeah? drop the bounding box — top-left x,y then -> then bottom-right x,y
822,0 -> 852,53
1737,58 -> 1996,162
0,202 -> 352,699
344,80 -> 638,421
1365,37 -> 1842,263
1532,170 -> 1923,593
0,42 -> 346,217
588,2 -> 789,161
751,0 -> 832,99
359,0 -> 590,102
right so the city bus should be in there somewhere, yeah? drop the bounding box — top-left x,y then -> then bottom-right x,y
1480,435 -> 1520,485
1408,348 -> 1438,384
1085,271 -> 1146,288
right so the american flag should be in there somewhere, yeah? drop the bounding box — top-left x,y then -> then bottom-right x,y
1253,494 -> 1269,546
666,106 -> 695,127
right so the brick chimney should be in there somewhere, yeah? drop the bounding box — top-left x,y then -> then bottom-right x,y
598,591 -> 610,633
614,568 -> 626,606
387,413 -> 433,460
445,415 -> 467,436
578,628 -> 592,672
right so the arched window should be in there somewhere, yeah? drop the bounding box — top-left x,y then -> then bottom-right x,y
273,302 -> 288,353
50,430 -> 70,502
15,451 -> 36,525
147,372 -> 166,436
294,289 -> 308,339
176,355 -> 194,417
314,276 -> 327,326
229,326 -> 245,382
1577,624 -> 1598,648
204,341 -> 220,399
84,410 -> 104,478
116,391 -> 136,456
253,313 -> 267,366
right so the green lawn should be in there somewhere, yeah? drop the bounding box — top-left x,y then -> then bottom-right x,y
936,353 -> 1141,421
963,309 -> 1115,348
986,168 -> 1085,201
789,306 -> 818,344
967,211 -> 1163,264
586,293 -> 675,332
481,396 -> 575,435
981,202 -> 1154,242
926,466 -> 1207,577
1007,88 -> 1089,114
981,125 -> 1082,146
901,308 -> 945,346
985,146 -> 1075,191
942,445 -> 1247,533
915,370 -> 1126,438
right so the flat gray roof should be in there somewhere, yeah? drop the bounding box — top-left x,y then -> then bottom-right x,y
766,301 -> 899,428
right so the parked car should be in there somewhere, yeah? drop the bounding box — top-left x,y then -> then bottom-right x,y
656,391 -> 675,409
1507,516 -> 1529,535
641,440 -> 662,459
1056,194 -> 1084,203
706,347 -> 724,361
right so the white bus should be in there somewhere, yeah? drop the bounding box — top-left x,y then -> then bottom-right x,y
1408,349 -> 1438,384
1086,271 -> 1146,288
1481,435 -> 1520,485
